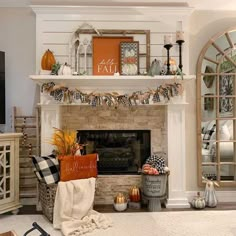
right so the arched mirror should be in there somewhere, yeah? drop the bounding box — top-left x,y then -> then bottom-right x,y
197,27 -> 236,186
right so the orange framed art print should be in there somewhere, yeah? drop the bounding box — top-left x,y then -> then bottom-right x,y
93,36 -> 133,75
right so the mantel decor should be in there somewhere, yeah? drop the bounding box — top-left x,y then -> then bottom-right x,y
93,36 -> 133,75
163,29 -> 185,73
120,41 -> 139,75
176,31 -> 185,71
68,24 -> 150,75
164,44 -> 173,75
40,80 -> 183,107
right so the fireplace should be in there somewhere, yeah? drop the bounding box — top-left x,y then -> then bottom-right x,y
77,130 -> 151,174
37,87 -> 190,207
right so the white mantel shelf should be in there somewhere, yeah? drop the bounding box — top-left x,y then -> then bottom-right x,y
31,74 -> 194,105
30,75 -> 195,90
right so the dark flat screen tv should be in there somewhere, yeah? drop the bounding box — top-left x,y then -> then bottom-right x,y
0,51 -> 5,124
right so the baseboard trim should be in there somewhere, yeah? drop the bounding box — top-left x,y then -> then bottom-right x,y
186,191 -> 236,203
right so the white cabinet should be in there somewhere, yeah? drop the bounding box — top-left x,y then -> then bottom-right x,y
0,133 -> 22,214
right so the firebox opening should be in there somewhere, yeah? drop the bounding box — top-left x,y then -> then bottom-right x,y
77,130 -> 151,175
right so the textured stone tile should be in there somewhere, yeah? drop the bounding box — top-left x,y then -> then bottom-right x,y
60,105 -> 167,204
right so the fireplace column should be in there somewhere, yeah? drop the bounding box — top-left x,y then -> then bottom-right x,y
166,104 -> 190,208
40,105 -> 61,155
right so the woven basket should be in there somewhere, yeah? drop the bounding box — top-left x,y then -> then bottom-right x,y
38,182 -> 58,223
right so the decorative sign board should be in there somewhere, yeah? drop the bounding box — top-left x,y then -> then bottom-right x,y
93,36 -> 133,75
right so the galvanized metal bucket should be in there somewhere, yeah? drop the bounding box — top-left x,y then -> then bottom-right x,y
142,174 -> 167,197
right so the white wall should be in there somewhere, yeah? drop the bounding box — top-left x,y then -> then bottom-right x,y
32,6 -> 191,75
189,10 -> 236,74
0,7 -> 37,132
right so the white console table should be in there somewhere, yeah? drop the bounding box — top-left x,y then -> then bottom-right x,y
0,133 -> 22,214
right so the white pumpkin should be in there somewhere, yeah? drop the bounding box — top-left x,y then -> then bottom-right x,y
191,192 -> 206,209
58,62 -> 72,75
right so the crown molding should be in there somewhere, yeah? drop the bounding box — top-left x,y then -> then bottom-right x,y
30,5 -> 194,16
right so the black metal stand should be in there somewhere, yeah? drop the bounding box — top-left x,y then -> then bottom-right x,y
176,39 -> 184,72
164,44 -> 173,75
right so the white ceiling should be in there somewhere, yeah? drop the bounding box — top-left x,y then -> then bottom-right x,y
0,0 -> 236,10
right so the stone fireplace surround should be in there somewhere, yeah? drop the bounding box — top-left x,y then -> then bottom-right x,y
32,75 -> 192,207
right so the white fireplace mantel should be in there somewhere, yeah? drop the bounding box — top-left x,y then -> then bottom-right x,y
31,74 -> 193,209
30,74 -> 195,87
30,74 -> 195,97
30,2 -> 196,208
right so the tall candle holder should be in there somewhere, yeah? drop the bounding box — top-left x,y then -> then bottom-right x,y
176,31 -> 185,72
164,44 -> 173,75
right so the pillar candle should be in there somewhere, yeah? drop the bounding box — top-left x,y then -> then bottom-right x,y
164,35 -> 173,45
176,31 -> 184,41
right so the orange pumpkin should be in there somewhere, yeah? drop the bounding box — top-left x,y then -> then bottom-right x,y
129,186 -> 141,202
41,49 -> 56,70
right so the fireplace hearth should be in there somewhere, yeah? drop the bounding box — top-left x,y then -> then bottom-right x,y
77,130 -> 151,174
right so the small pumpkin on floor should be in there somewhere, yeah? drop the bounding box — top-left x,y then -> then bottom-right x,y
191,192 -> 206,209
129,186 -> 141,202
113,193 -> 128,212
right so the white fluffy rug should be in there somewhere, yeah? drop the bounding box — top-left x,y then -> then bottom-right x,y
1,211 -> 236,236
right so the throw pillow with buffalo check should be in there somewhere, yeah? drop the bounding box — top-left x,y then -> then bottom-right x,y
32,154 -> 59,184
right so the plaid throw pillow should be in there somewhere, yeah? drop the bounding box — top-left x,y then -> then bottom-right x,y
32,154 -> 60,184
202,124 -> 216,149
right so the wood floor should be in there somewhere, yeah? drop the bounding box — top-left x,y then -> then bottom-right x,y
17,202 -> 236,215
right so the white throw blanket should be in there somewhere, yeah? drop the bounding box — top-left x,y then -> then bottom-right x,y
53,178 -> 112,236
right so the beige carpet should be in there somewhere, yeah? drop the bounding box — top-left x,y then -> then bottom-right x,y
1,211 -> 236,236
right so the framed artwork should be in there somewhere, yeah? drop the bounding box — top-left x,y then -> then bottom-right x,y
120,41 -> 139,75
92,36 -> 133,75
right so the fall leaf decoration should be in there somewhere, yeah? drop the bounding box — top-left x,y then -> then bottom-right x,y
49,127 -> 84,156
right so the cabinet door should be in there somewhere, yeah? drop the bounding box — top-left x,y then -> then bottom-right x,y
0,141 -> 14,204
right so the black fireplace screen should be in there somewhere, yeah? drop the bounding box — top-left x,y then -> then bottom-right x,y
77,130 -> 151,174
